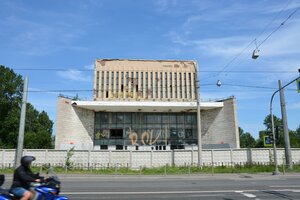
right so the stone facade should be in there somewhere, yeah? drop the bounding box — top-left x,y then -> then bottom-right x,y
201,98 -> 239,148
55,97 -> 94,150
55,97 -> 239,150
55,59 -> 239,150
94,59 -> 197,101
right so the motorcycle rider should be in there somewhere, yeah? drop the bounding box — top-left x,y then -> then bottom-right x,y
10,156 -> 43,200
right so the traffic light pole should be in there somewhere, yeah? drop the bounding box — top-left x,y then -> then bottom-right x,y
269,74 -> 300,175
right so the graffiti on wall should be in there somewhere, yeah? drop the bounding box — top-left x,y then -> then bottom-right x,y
95,127 -> 194,146
125,127 -> 190,145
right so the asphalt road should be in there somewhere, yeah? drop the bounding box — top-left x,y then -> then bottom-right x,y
2,173 -> 300,199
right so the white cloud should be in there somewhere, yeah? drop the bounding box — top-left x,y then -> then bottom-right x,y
84,64 -> 94,70
287,102 -> 300,110
57,70 -> 93,83
154,0 -> 178,12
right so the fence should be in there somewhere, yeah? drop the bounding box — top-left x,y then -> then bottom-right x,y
1,148 -> 300,169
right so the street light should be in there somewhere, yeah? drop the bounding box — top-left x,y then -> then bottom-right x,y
270,70 -> 300,175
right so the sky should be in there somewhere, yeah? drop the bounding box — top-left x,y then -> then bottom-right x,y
0,0 -> 299,139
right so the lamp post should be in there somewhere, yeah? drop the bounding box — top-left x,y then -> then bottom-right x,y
270,72 -> 300,175
194,61 -> 202,167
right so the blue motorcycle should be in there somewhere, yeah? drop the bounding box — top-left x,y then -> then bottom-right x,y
0,169 -> 68,200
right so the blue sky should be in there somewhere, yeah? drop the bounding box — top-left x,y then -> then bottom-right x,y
0,0 -> 299,139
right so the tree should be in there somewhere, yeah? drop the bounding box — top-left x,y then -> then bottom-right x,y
239,127 -> 256,148
0,65 -> 53,149
257,115 -> 300,148
0,65 -> 23,147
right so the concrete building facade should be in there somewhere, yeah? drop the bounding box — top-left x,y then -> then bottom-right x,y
55,59 -> 239,150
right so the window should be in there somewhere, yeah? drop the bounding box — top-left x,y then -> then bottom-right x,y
170,73 -> 172,98
110,129 -> 123,139
160,72 -> 163,98
174,73 -> 177,98
165,72 -> 167,98
116,72 -> 119,93
150,72 -> 153,98
188,73 -> 191,99
179,73 -> 182,98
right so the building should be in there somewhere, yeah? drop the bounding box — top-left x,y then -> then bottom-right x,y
55,59 -> 239,150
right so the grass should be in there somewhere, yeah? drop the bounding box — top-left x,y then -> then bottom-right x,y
1,164 -> 300,175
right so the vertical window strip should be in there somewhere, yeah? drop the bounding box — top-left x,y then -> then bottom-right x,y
96,71 -> 99,98
179,72 -> 182,98
165,72 -> 168,98
174,72 -> 177,99
170,72 -> 172,98
160,72 -> 163,98
101,71 -> 104,98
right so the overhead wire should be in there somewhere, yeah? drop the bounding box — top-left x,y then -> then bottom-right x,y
25,82 -> 297,94
13,68 -> 297,74
200,1 -> 299,82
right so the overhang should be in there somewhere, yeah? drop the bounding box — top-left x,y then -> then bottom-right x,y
71,100 -> 223,112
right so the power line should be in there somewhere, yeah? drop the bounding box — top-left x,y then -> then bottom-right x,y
14,68 -> 93,71
257,5 -> 300,48
200,2 -> 299,81
25,83 -> 297,94
13,68 -> 297,74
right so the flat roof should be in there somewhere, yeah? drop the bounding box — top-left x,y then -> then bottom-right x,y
71,100 -> 223,112
96,58 -> 196,63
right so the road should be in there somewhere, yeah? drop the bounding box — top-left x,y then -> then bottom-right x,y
2,173 -> 300,199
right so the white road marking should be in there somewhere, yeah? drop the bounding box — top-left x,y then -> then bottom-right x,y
242,193 -> 256,198
235,190 -> 243,193
270,185 -> 300,188
61,189 -> 294,195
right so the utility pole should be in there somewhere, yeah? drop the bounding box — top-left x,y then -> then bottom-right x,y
194,62 -> 202,167
14,77 -> 28,168
279,80 -> 292,169
269,72 -> 299,175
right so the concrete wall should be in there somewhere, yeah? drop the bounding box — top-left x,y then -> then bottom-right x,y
201,98 -> 239,148
94,59 -> 197,101
1,148 -> 299,169
55,97 -> 94,150
55,97 -> 239,150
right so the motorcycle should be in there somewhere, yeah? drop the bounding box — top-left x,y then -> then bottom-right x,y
0,168 -> 68,200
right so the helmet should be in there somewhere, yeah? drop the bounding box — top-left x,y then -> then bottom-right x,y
21,156 -> 36,167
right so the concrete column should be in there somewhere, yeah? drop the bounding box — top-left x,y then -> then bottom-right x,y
177,72 -> 180,98
45,149 -> 48,164
186,72 -> 190,99
88,150 -> 91,169
162,72 -> 166,99
1,150 -> 4,168
138,71 -> 141,99
150,150 -> 153,167
118,71 -> 122,99
172,72 -> 175,99
230,149 -> 233,166
148,72 -> 151,99
143,72 -> 146,99
113,72 -> 117,98
211,149 -> 214,166
181,72 -> 185,99
191,72 -> 195,100
158,72 -> 161,99
152,72 -> 156,99
128,72 -> 132,99
98,71 -> 102,99
130,151 -> 132,168
123,72 -> 126,99
108,71 -> 112,98
103,71 -> 107,99
166,72 -> 170,99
